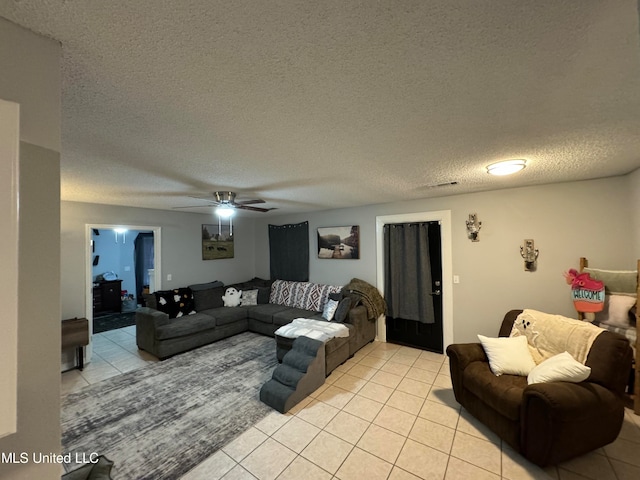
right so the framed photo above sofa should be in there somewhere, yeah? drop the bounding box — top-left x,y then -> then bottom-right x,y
317,225 -> 359,259
202,224 -> 234,260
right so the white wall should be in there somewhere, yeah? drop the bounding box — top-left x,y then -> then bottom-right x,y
0,18 -> 61,480
254,175 -> 634,343
61,202 -> 256,320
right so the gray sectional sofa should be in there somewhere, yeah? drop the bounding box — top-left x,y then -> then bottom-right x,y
135,277 -> 378,374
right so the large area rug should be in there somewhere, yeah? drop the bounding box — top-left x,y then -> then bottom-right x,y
61,332 -> 278,479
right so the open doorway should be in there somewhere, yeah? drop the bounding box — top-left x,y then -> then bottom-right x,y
85,224 -> 162,337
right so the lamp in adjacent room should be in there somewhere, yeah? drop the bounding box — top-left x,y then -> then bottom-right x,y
114,228 -> 127,244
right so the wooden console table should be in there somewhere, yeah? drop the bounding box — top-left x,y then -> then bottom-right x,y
61,317 -> 89,371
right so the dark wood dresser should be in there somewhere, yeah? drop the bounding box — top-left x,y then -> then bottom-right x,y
93,279 -> 123,315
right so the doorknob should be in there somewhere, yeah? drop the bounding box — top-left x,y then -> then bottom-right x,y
429,289 -> 441,296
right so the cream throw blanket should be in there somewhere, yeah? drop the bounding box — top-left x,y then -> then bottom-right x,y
275,318 -> 350,343
510,309 -> 604,364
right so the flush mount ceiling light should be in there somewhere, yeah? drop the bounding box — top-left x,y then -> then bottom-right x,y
486,159 -> 527,176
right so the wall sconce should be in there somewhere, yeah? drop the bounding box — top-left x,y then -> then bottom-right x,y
520,239 -> 539,271
465,213 -> 482,242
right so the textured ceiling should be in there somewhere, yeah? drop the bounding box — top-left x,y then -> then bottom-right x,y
1,0 -> 639,216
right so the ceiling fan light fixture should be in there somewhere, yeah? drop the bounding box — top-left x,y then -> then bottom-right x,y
486,159 -> 526,176
215,206 -> 234,218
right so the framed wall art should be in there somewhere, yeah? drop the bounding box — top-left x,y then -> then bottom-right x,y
317,225 -> 359,259
202,223 -> 234,260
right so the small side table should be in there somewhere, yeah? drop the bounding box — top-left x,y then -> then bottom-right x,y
61,317 -> 89,371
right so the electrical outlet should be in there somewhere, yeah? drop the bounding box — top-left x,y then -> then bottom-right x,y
453,275 -> 460,284
167,274 -> 172,281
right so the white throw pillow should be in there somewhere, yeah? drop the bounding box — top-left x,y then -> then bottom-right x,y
527,351 -> 591,385
322,299 -> 339,320
596,294 -> 636,328
478,334 -> 536,376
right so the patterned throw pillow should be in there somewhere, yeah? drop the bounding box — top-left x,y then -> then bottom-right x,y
322,299 -> 339,321
154,288 -> 196,319
269,280 -> 297,307
241,289 -> 259,306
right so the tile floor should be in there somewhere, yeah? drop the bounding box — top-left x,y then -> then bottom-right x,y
62,329 -> 640,480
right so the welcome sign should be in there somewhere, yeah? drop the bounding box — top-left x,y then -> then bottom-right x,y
564,269 -> 605,313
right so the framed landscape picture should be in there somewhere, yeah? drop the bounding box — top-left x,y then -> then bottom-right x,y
202,224 -> 234,260
317,225 -> 359,259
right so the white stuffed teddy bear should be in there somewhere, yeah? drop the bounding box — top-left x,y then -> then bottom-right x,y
222,287 -> 242,307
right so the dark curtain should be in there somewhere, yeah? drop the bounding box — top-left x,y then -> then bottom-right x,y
269,221 -> 309,281
134,233 -> 154,303
384,222 -> 435,324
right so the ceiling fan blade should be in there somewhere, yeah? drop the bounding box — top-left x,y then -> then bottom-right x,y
233,199 -> 265,205
172,205 -> 216,209
236,204 -> 276,213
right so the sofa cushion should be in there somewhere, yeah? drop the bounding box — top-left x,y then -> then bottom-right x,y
272,307 -> 317,327
188,280 -> 224,291
463,361 -> 526,421
192,286 -> 226,311
246,304 -> 291,324
200,307 -> 249,327
155,313 -> 216,340
256,286 -> 271,304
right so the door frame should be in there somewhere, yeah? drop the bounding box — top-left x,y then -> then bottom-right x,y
0,98 -> 19,438
85,224 -> 162,342
375,210 -> 453,349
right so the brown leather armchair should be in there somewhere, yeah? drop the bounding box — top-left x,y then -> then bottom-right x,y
446,310 -> 633,466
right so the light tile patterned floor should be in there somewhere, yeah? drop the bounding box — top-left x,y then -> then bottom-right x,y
62,330 -> 640,480
61,325 -> 158,395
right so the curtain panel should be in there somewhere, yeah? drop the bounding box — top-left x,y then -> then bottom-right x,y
384,222 -> 435,324
269,221 -> 309,281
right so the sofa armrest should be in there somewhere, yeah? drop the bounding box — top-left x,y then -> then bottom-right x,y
136,307 -> 170,328
345,305 -> 376,355
345,304 -> 368,327
135,307 -> 170,355
446,343 -> 487,371
446,343 -> 488,404
521,381 -> 625,466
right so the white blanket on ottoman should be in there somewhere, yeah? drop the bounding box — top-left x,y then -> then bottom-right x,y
275,318 -> 349,343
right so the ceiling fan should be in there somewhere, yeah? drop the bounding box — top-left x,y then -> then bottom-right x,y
174,191 -> 275,213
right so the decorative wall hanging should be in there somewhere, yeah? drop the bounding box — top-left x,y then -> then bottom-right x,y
202,223 -> 234,260
317,226 -> 360,259
465,213 -> 482,241
563,268 -> 605,313
520,239 -> 539,271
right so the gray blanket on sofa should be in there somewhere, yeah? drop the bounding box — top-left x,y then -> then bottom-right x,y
345,278 -> 387,320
